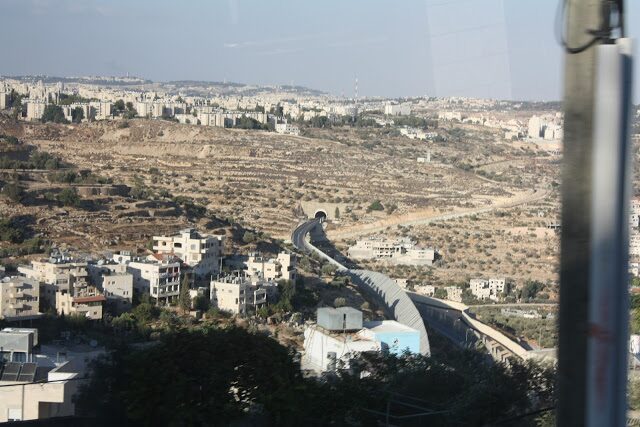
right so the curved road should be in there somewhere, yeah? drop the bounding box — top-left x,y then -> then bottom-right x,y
292,219 -> 431,356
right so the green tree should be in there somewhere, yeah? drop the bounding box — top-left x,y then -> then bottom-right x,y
367,200 -> 384,212
1,182 -> 25,203
321,263 -> 337,277
56,187 -> 80,207
71,106 -> 84,123
179,275 -> 192,312
114,99 -> 125,112
434,287 -> 448,299
334,207 -> 340,219
242,231 -> 257,244
42,105 -> 68,124
193,295 -> 210,312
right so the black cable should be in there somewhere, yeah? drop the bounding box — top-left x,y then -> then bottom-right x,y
555,0 -> 624,54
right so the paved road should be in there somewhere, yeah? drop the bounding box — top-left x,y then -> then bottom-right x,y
291,219 -> 431,356
328,187 -> 551,240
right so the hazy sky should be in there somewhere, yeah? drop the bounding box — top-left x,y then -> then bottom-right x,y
0,0 -> 638,101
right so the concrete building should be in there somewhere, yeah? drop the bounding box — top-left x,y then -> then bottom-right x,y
444,286 -> 463,302
0,329 -> 82,422
153,228 -> 224,279
56,290 -> 105,320
0,276 -> 41,321
244,252 -> 296,282
347,237 -> 436,266
302,308 -> 419,374
0,91 -> 10,110
438,111 -> 462,121
87,261 -> 133,313
469,278 -> 506,301
210,274 -> 276,315
275,122 -> 300,135
0,328 -> 38,362
384,103 -> 411,116
26,101 -> 46,121
122,256 -> 181,303
18,255 -> 90,310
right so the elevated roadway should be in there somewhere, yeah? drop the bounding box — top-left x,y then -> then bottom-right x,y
292,219 -> 431,356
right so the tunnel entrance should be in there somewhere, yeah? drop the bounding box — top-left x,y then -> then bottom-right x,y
314,210 -> 327,222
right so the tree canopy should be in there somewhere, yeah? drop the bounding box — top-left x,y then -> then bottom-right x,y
42,105 -> 68,124
75,327 -> 555,426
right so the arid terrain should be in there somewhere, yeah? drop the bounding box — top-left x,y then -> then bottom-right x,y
1,114 -> 564,287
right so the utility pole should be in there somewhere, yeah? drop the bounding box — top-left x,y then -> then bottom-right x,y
558,1 -> 632,426
557,1 -> 604,426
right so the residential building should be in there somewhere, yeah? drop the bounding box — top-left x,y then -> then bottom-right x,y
25,100 -> 46,121
87,261 -> 133,313
153,228 -> 224,279
438,111 -> 462,121
210,274 -> 276,315
0,328 -> 38,362
469,278 -> 506,301
302,308 -> 419,374
444,286 -> 463,302
121,256 -> 181,303
347,237 -> 436,266
0,329 -> 82,422
0,91 -> 9,110
275,122 -> 300,135
18,255 -> 90,310
384,103 -> 411,116
244,252 -> 297,282
56,287 -> 105,320
0,276 -> 41,321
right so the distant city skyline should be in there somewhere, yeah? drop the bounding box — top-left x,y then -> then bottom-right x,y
0,0 -> 638,102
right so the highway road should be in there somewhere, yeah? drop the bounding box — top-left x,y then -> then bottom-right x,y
328,187 -> 551,240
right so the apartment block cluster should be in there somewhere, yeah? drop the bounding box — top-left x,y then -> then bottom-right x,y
211,251 -> 296,315
438,109 -> 530,140
527,113 -> 564,141
347,236 -> 437,266
1,227 -> 300,323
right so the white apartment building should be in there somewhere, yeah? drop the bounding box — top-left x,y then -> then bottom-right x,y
347,237 -> 436,266
275,122 -> 300,135
0,276 -> 41,321
122,256 -> 181,303
438,111 -> 462,121
210,274 -> 275,315
384,103 -> 411,116
18,256 -> 90,309
469,278 -> 506,301
444,286 -> 463,302
26,101 -> 46,121
0,91 -> 10,110
244,252 -> 296,282
153,228 -> 224,279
